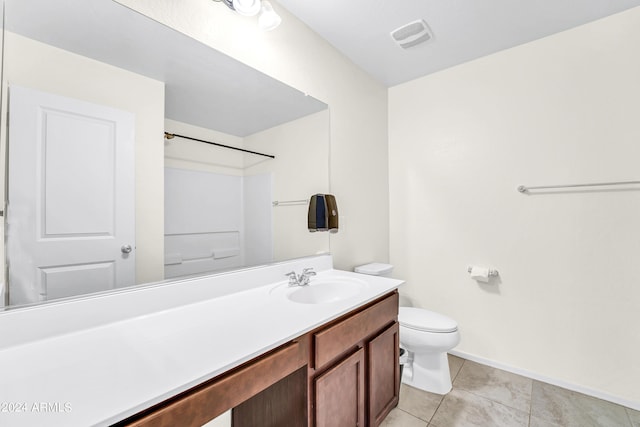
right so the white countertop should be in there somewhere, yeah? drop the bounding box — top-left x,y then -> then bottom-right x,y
0,255 -> 403,426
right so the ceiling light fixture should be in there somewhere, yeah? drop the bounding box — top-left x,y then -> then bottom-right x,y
213,0 -> 281,30
258,1 -> 282,31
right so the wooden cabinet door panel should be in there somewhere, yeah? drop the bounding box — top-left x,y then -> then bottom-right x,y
314,348 -> 365,427
368,322 -> 400,426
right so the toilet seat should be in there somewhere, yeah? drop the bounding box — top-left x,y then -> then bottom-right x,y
399,307 -> 458,333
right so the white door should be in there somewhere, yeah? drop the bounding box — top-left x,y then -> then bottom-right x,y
7,85 -> 136,305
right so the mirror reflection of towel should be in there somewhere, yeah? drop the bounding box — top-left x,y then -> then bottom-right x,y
307,194 -> 338,233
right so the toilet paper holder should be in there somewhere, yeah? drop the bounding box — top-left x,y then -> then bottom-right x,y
467,266 -> 499,277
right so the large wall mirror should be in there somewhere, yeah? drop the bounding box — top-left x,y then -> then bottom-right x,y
0,0 -> 330,310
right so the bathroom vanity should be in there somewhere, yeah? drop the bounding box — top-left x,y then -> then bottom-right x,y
0,255 -> 402,427
119,291 -> 399,427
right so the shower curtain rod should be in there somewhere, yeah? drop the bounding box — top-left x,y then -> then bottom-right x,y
164,132 -> 275,159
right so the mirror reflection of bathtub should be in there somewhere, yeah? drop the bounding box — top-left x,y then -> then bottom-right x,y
0,0 -> 330,309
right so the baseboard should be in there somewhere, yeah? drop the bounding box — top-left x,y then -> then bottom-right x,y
449,350 -> 640,412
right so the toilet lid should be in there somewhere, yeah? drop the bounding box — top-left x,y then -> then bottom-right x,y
398,307 -> 458,333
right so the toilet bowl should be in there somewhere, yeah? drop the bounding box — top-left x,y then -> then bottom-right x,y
399,307 -> 460,394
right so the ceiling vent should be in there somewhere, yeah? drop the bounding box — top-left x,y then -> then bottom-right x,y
390,19 -> 433,49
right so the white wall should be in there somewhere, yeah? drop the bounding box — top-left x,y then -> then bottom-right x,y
115,0 -> 389,271
243,173 -> 273,267
389,7 -> 640,407
163,121 -> 249,275
1,32 -> 165,289
244,110 -> 330,262
164,167 -> 245,277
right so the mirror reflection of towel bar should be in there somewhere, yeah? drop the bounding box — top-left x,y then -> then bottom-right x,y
272,200 -> 308,207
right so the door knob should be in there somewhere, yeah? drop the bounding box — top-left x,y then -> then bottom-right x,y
121,244 -> 133,254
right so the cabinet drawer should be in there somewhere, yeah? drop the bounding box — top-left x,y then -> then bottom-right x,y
119,336 -> 308,427
314,292 -> 398,370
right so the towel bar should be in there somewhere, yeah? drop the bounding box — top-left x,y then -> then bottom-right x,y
272,200 -> 308,207
518,180 -> 640,193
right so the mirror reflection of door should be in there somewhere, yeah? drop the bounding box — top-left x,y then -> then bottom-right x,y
7,85 -> 136,305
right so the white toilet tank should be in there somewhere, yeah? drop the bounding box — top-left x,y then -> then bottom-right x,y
354,263 -> 393,277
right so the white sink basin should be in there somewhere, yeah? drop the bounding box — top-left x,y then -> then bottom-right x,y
285,277 -> 368,304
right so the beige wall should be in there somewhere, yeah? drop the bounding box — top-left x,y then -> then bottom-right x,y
389,8 -> 640,407
1,32 -> 165,287
165,118 -> 245,175
165,111 -> 331,264
115,0 -> 390,271
245,109 -> 330,261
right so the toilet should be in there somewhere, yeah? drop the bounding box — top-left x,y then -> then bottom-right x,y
398,307 -> 460,394
354,263 -> 461,394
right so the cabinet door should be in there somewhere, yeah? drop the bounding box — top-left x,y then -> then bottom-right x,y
368,322 -> 400,426
314,348 -> 365,427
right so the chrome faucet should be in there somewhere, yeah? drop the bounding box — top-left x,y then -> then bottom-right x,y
300,268 -> 317,285
285,268 -> 316,286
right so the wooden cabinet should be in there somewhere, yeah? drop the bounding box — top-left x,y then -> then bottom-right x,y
116,291 -> 399,427
309,292 -> 399,427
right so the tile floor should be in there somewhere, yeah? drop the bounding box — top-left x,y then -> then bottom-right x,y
381,355 -> 640,427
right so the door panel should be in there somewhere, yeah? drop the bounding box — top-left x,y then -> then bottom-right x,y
42,109 -> 116,236
40,262 -> 116,300
314,348 -> 365,427
7,85 -> 135,305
